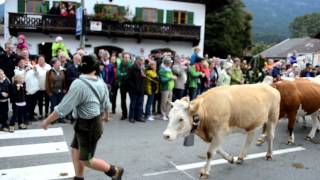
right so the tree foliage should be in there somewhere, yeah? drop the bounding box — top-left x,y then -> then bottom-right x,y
251,42 -> 269,56
204,0 -> 253,58
289,13 -> 320,38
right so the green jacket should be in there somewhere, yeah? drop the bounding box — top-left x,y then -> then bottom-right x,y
117,60 -> 133,87
52,42 -> 69,59
188,65 -> 202,88
159,66 -> 175,91
230,66 -> 244,85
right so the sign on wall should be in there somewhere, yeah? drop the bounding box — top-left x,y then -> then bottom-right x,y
90,21 -> 102,31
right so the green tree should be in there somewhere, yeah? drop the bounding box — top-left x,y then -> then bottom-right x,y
289,13 -> 320,38
204,0 -> 253,58
251,42 -> 269,56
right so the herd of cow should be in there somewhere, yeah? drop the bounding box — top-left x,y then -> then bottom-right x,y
162,76 -> 320,179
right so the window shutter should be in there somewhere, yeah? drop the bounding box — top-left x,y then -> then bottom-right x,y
157,9 -> 164,23
166,10 -> 173,24
17,0 -> 26,13
118,6 -> 126,16
135,7 -> 143,22
187,11 -> 194,25
45,1 -> 50,11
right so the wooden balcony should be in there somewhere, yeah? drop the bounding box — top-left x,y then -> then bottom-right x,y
9,13 -> 201,45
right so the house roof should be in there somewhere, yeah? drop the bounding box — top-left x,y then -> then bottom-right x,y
260,37 -> 320,58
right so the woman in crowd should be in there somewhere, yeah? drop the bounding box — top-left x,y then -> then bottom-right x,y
0,69 -> 10,132
187,57 -> 204,100
46,58 -> 67,123
172,56 -> 187,102
145,61 -> 159,121
36,55 -> 51,119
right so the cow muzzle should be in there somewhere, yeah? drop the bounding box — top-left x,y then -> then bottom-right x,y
163,130 -> 176,141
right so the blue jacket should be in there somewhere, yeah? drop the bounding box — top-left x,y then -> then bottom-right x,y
99,64 -> 114,85
272,67 -> 281,78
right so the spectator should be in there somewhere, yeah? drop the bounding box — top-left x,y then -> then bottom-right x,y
117,53 -> 132,120
100,50 -> 110,65
288,51 -> 297,65
58,52 -> 71,69
315,65 -> 320,76
230,58 -> 244,85
200,60 -> 210,93
25,62 -> 41,121
300,63 -> 315,78
217,62 -> 233,86
16,34 -> 28,55
60,3 -> 68,16
0,69 -> 10,132
209,58 -> 220,88
110,55 -> 119,114
46,58 -> 67,123
187,57 -> 204,100
35,55 -> 51,119
49,2 -> 61,15
0,42 -> 17,81
52,36 -> 69,59
271,61 -> 282,81
127,56 -> 146,123
14,56 -> 27,78
264,59 -> 274,76
153,51 -> 162,115
172,56 -> 187,102
65,54 -> 81,90
159,56 -> 176,121
145,61 -> 159,121
67,2 -> 76,15
190,47 -> 200,65
10,74 -> 28,132
226,54 -> 233,63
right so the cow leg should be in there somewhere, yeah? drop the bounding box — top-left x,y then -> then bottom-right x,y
199,136 -> 222,179
236,131 -> 255,164
287,112 -> 297,145
217,147 -> 236,164
266,121 -> 276,160
306,112 -> 320,143
302,116 -> 307,129
256,123 -> 267,146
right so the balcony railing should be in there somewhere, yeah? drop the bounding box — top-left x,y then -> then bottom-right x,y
9,13 -> 201,44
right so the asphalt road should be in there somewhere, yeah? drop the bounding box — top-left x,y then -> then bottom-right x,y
0,110 -> 320,180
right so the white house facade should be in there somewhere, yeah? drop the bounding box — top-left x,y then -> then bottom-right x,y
4,0 -> 205,60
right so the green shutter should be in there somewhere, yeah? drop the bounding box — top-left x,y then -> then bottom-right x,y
135,7 -> 143,22
119,6 -> 126,16
166,10 -> 173,24
17,0 -> 26,13
157,9 -> 164,23
187,12 -> 194,25
45,1 -> 50,11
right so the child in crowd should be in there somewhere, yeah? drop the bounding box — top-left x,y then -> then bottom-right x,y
52,36 -> 69,59
9,75 -> 28,132
16,34 -> 28,55
0,69 -> 10,132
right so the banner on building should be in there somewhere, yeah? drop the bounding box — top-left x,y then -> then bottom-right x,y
76,7 -> 83,36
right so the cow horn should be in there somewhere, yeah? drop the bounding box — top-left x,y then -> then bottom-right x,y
180,96 -> 190,103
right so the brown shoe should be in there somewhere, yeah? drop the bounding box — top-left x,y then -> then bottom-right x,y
111,166 -> 124,180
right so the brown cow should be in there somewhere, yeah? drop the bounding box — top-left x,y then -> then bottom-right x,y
163,84 -> 280,179
258,77 -> 320,145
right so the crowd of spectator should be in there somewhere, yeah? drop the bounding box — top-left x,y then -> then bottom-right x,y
0,34 -> 318,132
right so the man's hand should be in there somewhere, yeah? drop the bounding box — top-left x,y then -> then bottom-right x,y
1,92 -> 8,97
41,119 -> 49,130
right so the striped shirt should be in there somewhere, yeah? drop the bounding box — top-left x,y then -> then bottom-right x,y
54,75 -> 110,120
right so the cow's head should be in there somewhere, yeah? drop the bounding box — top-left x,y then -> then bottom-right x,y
163,97 -> 201,141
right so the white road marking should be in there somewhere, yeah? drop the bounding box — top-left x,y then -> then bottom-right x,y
0,128 -> 64,140
143,146 -> 306,177
0,162 -> 75,180
0,142 -> 69,158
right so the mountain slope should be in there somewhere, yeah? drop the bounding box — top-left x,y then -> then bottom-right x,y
243,0 -> 320,43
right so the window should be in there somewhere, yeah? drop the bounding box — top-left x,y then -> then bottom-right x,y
142,8 -> 158,23
26,0 -> 44,13
173,11 -> 187,24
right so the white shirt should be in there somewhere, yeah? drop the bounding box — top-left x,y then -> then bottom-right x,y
25,69 -> 40,95
36,64 -> 51,90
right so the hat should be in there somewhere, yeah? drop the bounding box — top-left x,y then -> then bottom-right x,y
55,36 -> 63,42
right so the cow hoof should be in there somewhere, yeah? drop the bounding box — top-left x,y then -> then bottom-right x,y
287,141 -> 295,146
228,157 -> 236,164
256,139 -> 265,146
236,157 -> 244,165
199,172 -> 209,179
305,136 -> 312,141
265,155 -> 272,161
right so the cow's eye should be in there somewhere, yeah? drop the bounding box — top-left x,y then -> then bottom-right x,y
179,119 -> 183,122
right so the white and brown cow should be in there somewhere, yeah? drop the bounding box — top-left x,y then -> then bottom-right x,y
258,76 -> 320,145
163,84 -> 280,179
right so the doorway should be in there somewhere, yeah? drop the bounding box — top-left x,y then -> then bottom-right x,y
38,42 -> 53,64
